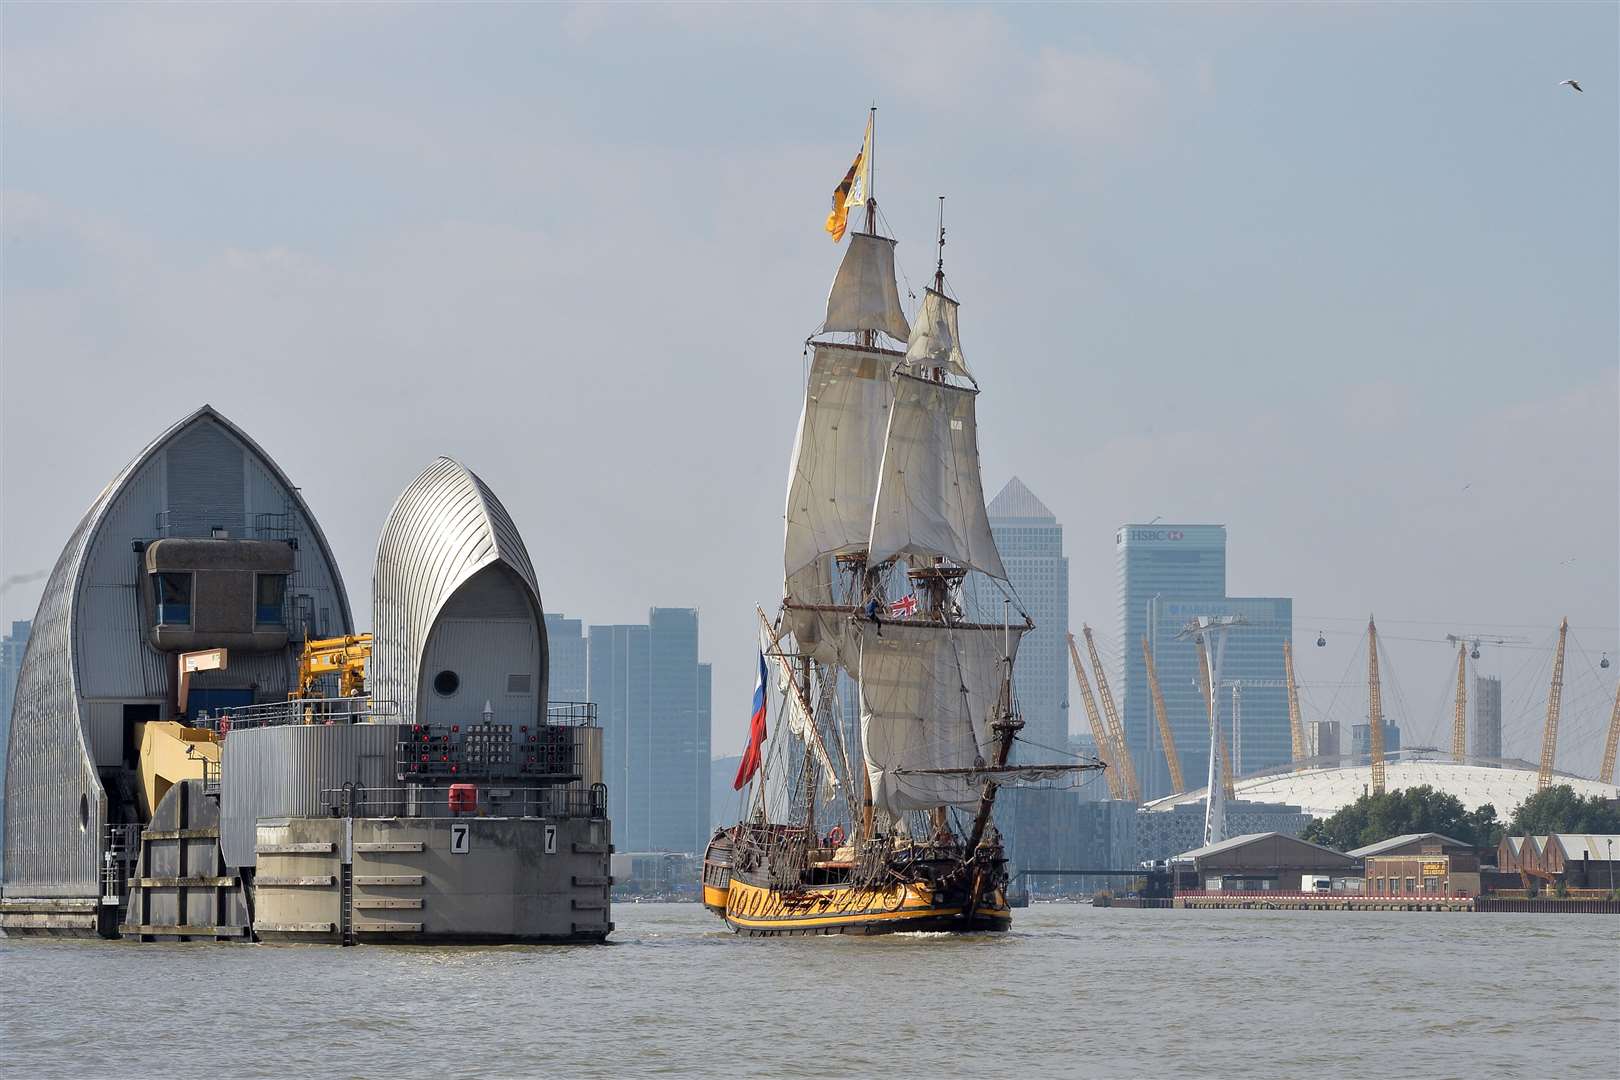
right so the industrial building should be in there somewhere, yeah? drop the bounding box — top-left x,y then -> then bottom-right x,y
1,407 -> 611,943
1498,834 -> 1620,890
1350,833 -> 1481,897
1170,832 -> 1356,893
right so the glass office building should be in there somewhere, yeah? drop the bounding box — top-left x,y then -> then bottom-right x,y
543,613 -> 587,705
588,609 -> 711,854
1117,525 -> 1227,800
1146,596 -> 1294,799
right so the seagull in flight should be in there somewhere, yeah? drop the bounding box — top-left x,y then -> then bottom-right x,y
1560,79 -> 1583,93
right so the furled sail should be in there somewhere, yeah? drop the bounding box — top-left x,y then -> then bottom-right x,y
867,371 -> 1007,580
903,288 -> 973,384
857,620 -> 1024,814
824,233 -> 911,342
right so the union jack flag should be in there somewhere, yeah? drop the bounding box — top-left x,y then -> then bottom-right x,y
890,595 -> 918,619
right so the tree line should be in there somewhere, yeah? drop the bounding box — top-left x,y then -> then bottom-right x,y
1300,784 -> 1620,852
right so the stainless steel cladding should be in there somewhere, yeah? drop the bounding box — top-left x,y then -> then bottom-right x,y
218,723 -> 407,869
369,458 -> 549,729
2,406 -> 353,902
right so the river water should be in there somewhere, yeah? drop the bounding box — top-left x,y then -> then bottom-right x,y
3,903 -> 1615,1079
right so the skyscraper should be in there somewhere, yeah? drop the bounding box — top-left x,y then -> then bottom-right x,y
588,609 -> 710,854
985,478 -> 1069,757
543,613 -> 587,704
1117,525 -> 1226,800
1146,596 -> 1294,797
1471,675 -> 1502,762
977,479 -> 1071,880
1118,526 -> 1293,801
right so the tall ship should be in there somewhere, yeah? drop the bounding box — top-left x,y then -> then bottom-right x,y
703,116 -> 1102,936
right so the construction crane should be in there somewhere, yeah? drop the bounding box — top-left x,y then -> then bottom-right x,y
1368,616 -> 1386,797
1600,679 -> 1620,785
1450,640 -> 1468,764
1067,632 -> 1123,800
1442,632 -> 1527,763
1083,626 -> 1140,803
1283,641 -> 1306,772
1536,617 -> 1569,790
1193,636 -> 1235,801
291,633 -> 372,700
1141,637 -> 1186,794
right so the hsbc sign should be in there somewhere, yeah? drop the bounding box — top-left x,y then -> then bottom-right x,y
1122,528 -> 1185,543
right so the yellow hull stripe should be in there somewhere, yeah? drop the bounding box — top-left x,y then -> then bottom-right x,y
721,878 -> 1008,931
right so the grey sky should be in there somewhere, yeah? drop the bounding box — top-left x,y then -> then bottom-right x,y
3,3 -> 1615,769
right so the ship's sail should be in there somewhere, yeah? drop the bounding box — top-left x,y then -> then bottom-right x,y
904,288 -> 973,383
866,370 -> 1007,580
857,620 -> 1025,814
824,232 -> 911,341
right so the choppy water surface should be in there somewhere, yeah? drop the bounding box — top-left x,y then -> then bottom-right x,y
3,903 -> 1615,1079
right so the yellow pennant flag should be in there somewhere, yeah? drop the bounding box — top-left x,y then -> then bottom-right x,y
824,114 -> 873,243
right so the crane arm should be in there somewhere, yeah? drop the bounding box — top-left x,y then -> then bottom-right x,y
1283,641 -> 1306,773
1068,632 -> 1123,800
1084,626 -> 1140,802
1368,617 -> 1385,797
1536,618 -> 1569,790
1142,637 -> 1185,794
1600,679 -> 1620,785
1451,642 -> 1468,763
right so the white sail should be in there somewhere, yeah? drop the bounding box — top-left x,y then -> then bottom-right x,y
857,620 -> 1024,815
867,371 -> 1007,580
824,233 -> 911,342
784,345 -> 895,586
903,288 -> 973,383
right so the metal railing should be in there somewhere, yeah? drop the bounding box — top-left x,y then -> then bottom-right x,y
195,696 -> 400,732
397,719 -> 591,782
321,782 -> 607,820
102,824 -> 142,906
546,701 -> 597,727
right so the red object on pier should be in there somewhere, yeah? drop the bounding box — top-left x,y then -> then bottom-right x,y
448,783 -> 477,813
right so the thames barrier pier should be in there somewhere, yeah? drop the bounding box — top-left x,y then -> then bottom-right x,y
1,406 -> 611,944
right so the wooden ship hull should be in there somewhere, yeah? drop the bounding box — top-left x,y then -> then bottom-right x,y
702,828 -> 1011,936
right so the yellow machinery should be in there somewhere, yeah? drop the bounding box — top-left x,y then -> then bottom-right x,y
1536,618 -> 1568,790
292,633 -> 373,700
1283,641 -> 1306,772
1067,632 -> 1123,801
136,721 -> 221,820
1368,616 -> 1386,797
1082,626 -> 1140,803
1141,637 -> 1185,794
1599,680 -> 1620,785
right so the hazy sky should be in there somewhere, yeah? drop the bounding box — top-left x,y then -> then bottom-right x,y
3,3 -> 1616,770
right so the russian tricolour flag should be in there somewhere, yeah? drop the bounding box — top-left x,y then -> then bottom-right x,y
733,651 -> 770,790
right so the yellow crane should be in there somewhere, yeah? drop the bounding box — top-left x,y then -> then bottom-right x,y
1084,626 -> 1140,803
1067,632 -> 1124,800
1536,617 -> 1569,790
1194,636 -> 1236,801
1141,637 -> 1185,794
1600,679 -> 1620,785
292,633 -> 373,700
1368,616 -> 1386,797
1283,640 -> 1306,772
1450,641 -> 1468,763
